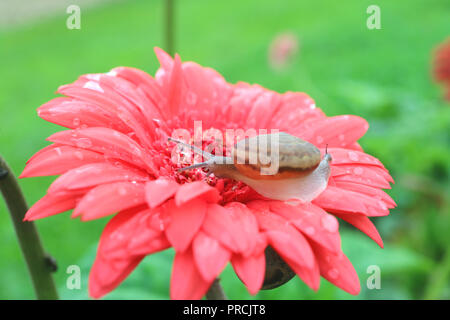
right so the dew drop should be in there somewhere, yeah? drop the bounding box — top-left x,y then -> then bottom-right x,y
348,151 -> 359,162
316,136 -> 324,144
304,226 -> 315,236
54,147 -> 62,156
74,151 -> 84,160
118,186 -> 127,196
86,74 -> 101,81
338,134 -> 345,141
106,70 -> 118,77
328,268 -> 339,279
73,118 -> 80,127
321,214 -> 339,232
378,200 -> 387,210
186,91 -> 197,105
353,167 -> 364,175
83,81 -> 104,93
76,138 -> 92,149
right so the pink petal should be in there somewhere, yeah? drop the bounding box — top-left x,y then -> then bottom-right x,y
248,201 -> 315,270
334,212 -> 384,248
98,207 -> 170,259
313,186 -> 391,217
89,254 -> 143,299
335,181 -> 396,208
192,231 -> 231,282
48,162 -> 148,193
37,97 -> 129,132
21,145 -> 105,177
58,82 -> 155,149
175,181 -> 220,206
282,253 -> 321,291
244,91 -> 281,129
231,253 -> 265,295
181,61 -> 232,127
298,115 -> 369,148
109,67 -> 166,120
311,242 -> 361,295
170,247 -> 212,300
166,54 -> 184,117
226,84 -> 265,125
145,178 -> 180,208
332,164 -> 392,189
264,230 -> 316,270
154,47 -> 174,70
47,127 -> 155,174
202,203 -> 257,255
164,199 -> 207,252
24,191 -> 80,221
268,201 -> 342,253
271,92 -> 325,130
326,148 -> 386,168
73,181 -> 146,221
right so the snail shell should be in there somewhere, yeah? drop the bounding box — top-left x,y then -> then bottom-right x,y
233,132 -> 321,180
262,246 -> 295,290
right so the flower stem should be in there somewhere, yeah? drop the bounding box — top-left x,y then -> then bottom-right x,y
205,278 -> 227,300
164,0 -> 175,55
0,155 -> 58,300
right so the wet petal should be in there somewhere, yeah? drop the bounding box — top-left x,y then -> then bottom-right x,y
313,186 -> 390,217
49,162 -> 148,193
145,178 -> 180,208
193,231 -> 231,282
170,247 -> 212,300
21,145 -> 104,178
73,181 -> 146,221
164,199 -> 207,252
175,181 -> 220,206
231,253 -> 265,295
311,243 -> 360,295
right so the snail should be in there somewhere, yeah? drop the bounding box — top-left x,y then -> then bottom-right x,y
169,132 -> 332,289
169,132 -> 332,202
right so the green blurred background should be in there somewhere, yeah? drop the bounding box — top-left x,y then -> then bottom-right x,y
0,0 -> 449,300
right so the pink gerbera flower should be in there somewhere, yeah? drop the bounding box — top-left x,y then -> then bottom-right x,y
433,38 -> 450,101
21,48 -> 395,299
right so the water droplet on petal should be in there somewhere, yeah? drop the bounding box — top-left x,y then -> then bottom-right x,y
76,138 -> 92,148
186,91 -> 197,105
378,200 -> 387,210
338,134 -> 345,141
118,186 -> 127,196
86,74 -> 101,81
353,167 -> 364,175
316,136 -> 324,144
83,81 -> 104,93
328,268 -> 339,279
55,147 -> 62,156
106,70 -> 117,77
74,151 -> 84,160
73,118 -> 80,127
348,151 -> 359,162
321,214 -> 339,232
304,226 -> 315,236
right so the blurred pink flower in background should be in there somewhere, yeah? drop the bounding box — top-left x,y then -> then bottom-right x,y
433,38 -> 450,101
268,32 -> 299,70
21,48 -> 395,299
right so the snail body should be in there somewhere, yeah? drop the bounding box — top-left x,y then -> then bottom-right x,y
170,132 -> 331,202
